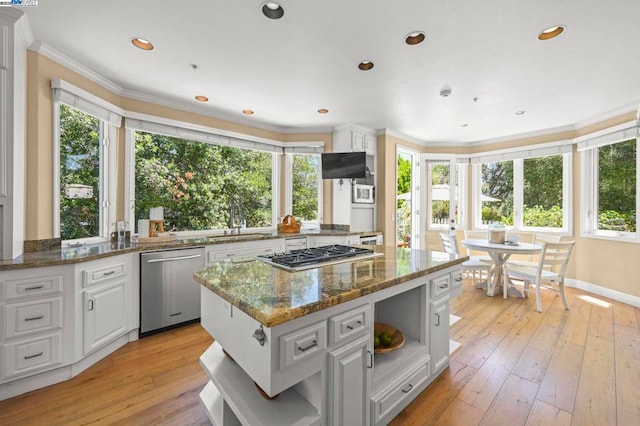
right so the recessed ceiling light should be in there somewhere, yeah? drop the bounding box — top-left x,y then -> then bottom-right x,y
131,37 -> 154,50
516,110 -> 526,115
405,31 -> 426,45
358,61 -> 374,71
460,123 -> 469,127
262,2 -> 284,19
317,108 -> 329,114
537,25 -> 565,40
195,95 -> 208,102
242,109 -> 254,115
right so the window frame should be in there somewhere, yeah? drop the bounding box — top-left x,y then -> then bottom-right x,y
123,113 -> 324,236
470,143 -> 573,234
284,152 -> 324,229
52,81 -> 120,245
579,123 -> 639,242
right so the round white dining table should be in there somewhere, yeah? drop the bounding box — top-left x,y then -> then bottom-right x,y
461,239 -> 542,297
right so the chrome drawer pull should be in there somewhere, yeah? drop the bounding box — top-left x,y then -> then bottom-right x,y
24,285 -> 44,291
297,340 -> 318,352
24,352 -> 44,360
102,271 -> 116,276
25,315 -> 44,322
435,312 -> 440,326
439,283 -> 448,289
346,319 -> 363,330
455,276 -> 462,282
169,312 -> 183,317
402,383 -> 414,394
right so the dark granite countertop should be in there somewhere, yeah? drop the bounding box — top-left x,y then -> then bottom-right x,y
0,229 -> 383,271
194,246 -> 468,327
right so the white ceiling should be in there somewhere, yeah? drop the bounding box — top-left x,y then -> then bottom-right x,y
19,0 -> 640,144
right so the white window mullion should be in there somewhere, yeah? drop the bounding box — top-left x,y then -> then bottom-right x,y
52,102 -> 61,239
284,153 -> 293,217
272,152 -> 280,228
472,163 -> 483,229
124,129 -> 136,233
513,159 -> 523,229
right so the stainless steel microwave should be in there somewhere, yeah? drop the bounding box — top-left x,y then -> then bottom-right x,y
353,184 -> 375,204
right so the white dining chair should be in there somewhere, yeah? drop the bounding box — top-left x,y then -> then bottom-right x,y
505,241 -> 575,312
507,233 -> 562,268
440,232 -> 491,285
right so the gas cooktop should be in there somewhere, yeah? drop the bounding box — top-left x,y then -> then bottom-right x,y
256,245 -> 382,272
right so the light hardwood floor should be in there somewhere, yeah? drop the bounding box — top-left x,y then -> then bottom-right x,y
1,281 -> 639,425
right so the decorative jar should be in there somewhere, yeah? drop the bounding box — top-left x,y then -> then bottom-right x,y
488,224 -> 506,244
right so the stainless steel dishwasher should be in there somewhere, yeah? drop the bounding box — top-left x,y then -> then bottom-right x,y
140,247 -> 205,336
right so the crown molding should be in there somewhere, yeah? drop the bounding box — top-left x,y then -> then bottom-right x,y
120,88 -> 290,134
379,128 -> 430,146
14,11 -> 33,48
574,102 -> 638,130
29,41 -> 125,95
466,122 -> 578,147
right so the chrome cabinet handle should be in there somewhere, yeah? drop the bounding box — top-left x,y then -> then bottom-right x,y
367,350 -> 373,368
146,254 -> 202,263
102,270 -> 116,276
88,299 -> 95,311
24,285 -> 44,291
169,312 -> 182,317
297,340 -> 318,352
455,276 -> 462,282
435,312 -> 440,326
402,384 -> 414,394
25,315 -> 44,321
346,319 -> 363,330
24,352 -> 44,360
439,283 -> 448,289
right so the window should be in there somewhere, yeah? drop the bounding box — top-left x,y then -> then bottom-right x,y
472,145 -> 572,232
579,123 -> 639,240
426,159 -> 466,230
53,79 -> 121,243
134,131 -> 275,232
287,153 -> 322,228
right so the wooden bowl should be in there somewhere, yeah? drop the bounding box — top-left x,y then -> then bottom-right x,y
374,321 -> 405,354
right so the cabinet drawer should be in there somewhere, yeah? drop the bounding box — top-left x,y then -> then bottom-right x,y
82,263 -> 126,288
285,237 -> 307,250
328,304 -> 370,347
3,297 -> 63,339
430,274 -> 451,298
279,321 -> 326,369
1,274 -> 63,302
372,361 -> 430,424
2,332 -> 62,380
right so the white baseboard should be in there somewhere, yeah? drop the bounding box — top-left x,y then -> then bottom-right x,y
565,278 -> 640,308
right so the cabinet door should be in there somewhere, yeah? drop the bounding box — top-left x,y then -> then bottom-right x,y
364,135 -> 376,155
351,131 -> 366,151
84,281 -> 127,355
430,296 -> 450,373
329,334 -> 371,426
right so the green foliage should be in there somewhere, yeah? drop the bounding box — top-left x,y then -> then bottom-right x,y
523,156 -> 563,209
397,155 -> 411,200
291,155 -> 319,221
59,104 -> 101,240
135,132 -> 273,231
598,210 -> 636,232
595,140 -> 636,232
523,205 -> 563,228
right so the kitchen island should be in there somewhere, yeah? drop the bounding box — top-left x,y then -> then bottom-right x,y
194,245 -> 467,425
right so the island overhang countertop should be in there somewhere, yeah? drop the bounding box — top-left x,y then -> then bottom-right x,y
194,246 -> 468,327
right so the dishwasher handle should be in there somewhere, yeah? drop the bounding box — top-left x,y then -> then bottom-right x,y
146,253 -> 202,263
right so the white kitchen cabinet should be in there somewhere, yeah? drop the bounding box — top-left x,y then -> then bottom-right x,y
285,237 -> 307,251
77,254 -> 134,357
328,334 -> 371,426
430,295 -> 450,374
351,131 -> 377,155
206,238 -> 285,264
83,280 -> 127,355
308,235 -> 359,247
0,265 -> 74,384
